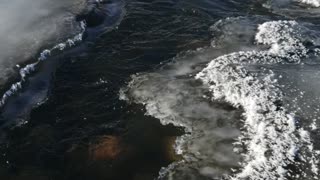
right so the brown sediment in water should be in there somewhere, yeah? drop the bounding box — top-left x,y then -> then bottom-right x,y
162,136 -> 183,162
0,133 -> 182,180
89,135 -> 125,161
0,103 -> 185,180
64,133 -> 182,180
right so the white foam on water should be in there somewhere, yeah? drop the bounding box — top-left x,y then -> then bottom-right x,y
121,18 -> 320,180
267,0 -> 320,7
263,0 -> 320,19
120,48 -> 243,179
197,20 -> 320,179
296,0 -> 320,7
0,0 -> 87,86
0,21 -> 86,108
0,0 -> 90,107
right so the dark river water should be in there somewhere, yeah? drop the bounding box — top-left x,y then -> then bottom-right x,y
1,0 -> 320,180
